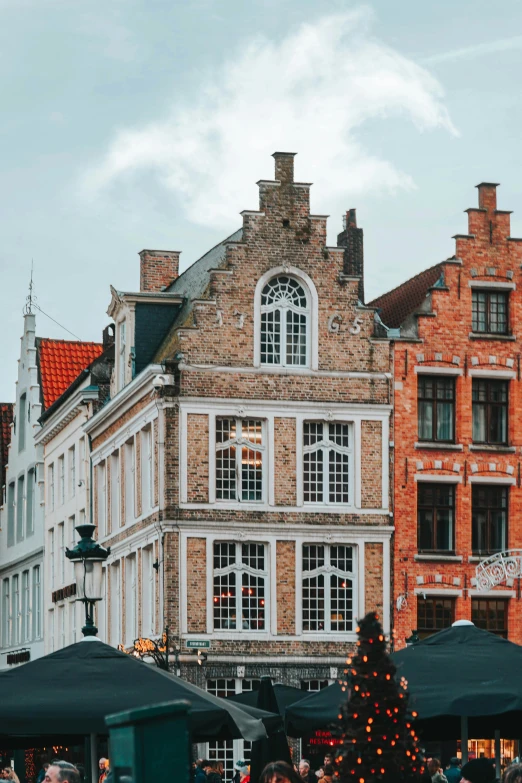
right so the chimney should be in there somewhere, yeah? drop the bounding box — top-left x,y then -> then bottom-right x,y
102,324 -> 115,351
272,152 -> 297,184
476,182 -> 499,212
139,249 -> 180,292
337,209 -> 364,302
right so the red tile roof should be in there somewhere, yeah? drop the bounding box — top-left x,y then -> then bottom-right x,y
368,263 -> 443,329
37,339 -> 103,410
0,403 -> 13,488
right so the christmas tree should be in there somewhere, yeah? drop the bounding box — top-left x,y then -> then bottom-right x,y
338,611 -> 424,783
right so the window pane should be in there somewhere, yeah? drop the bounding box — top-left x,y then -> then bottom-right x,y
216,446 -> 236,500
330,573 -> 352,632
302,574 -> 324,631
472,291 -> 487,332
304,450 -> 323,502
418,401 -> 433,440
328,451 -> 349,503
436,402 -> 453,441
304,422 -> 323,447
260,310 -> 281,365
418,483 -> 454,552
489,293 -> 507,333
472,485 -> 508,554
286,310 -> 307,366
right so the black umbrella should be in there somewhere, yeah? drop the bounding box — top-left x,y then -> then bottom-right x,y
286,621 -> 522,739
228,683 -> 308,716
0,639 -> 282,742
239,678 -> 292,783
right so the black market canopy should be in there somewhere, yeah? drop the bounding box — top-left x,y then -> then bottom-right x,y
0,639 -> 281,742
285,622 -> 522,739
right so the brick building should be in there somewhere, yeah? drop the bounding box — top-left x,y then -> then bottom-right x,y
371,183 -> 522,649
84,152 -> 393,771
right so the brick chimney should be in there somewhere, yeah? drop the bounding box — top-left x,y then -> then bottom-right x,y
272,152 -> 297,184
337,209 -> 364,302
139,249 -> 180,292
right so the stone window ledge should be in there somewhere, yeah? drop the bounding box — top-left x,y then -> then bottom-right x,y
469,444 -> 516,453
415,442 -> 463,451
414,554 -> 463,562
469,333 -> 516,341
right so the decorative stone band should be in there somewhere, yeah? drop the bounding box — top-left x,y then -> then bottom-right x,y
469,266 -> 514,279
416,352 -> 461,365
475,550 -> 522,591
416,574 -> 461,587
469,354 -> 515,368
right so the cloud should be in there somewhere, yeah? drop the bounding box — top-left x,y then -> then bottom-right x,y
422,35 -> 522,65
82,7 -> 456,229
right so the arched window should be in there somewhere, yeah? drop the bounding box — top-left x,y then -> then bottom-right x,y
260,276 -> 309,366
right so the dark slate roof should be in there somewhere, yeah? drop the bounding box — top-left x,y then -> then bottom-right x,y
368,262 -> 443,329
0,403 -> 13,489
155,228 -> 243,360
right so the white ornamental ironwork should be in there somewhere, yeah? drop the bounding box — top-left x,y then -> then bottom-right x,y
475,550 -> 522,591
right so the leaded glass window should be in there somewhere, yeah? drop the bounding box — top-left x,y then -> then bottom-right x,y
302,544 -> 354,633
260,276 -> 309,366
216,418 -> 264,502
303,422 -> 351,504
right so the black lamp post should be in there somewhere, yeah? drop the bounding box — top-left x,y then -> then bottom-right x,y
66,524 -> 110,637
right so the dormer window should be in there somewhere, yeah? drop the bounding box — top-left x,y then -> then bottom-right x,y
260,276 -> 309,366
118,319 -> 126,390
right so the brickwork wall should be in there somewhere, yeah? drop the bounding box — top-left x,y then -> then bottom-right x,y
361,420 -> 382,508
186,537 -> 207,632
186,414 -> 209,502
392,183 -> 522,648
274,418 -> 297,506
276,540 -> 296,634
365,542 -> 384,618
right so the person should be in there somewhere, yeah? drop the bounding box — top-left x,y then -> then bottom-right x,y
37,764 -> 50,783
503,764 -> 522,783
44,761 -> 81,783
460,758 -> 496,783
202,759 -> 222,783
98,759 -> 108,783
445,758 -> 462,783
3,768 -> 20,783
322,765 -> 334,783
235,761 -> 250,783
299,760 -> 315,783
194,760 -> 207,783
260,762 -> 306,783
428,759 -> 448,783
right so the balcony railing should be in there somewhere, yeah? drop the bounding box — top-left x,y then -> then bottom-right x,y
475,550 -> 522,591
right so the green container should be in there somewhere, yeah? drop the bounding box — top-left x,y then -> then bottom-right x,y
105,699 -> 191,783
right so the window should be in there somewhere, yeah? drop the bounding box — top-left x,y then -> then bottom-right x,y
300,680 -> 331,692
302,544 -> 355,633
16,475 -> 24,543
69,601 -> 77,645
260,276 -> 309,366
206,679 -> 257,781
21,570 -> 30,642
2,579 -> 10,647
472,485 -> 508,554
12,575 -> 20,646
48,464 -> 55,512
68,515 -> 76,581
141,428 -> 153,513
418,376 -> 455,442
97,569 -> 106,643
472,290 -> 508,334
417,483 -> 455,553
141,546 -> 155,638
58,605 -> 65,650
58,455 -> 65,505
472,379 -> 508,444
7,482 -> 15,547
472,598 -> 508,637
49,609 -> 55,652
110,562 -> 121,646
213,542 -> 266,631
78,437 -> 85,485
118,319 -> 127,389
125,555 -> 137,644
111,451 -> 120,529
26,468 -> 35,536
97,462 -> 107,535
32,566 -> 41,639
303,422 -> 351,504
216,419 -> 264,502
18,393 -> 26,451
124,439 -> 135,523
49,528 -> 55,589
58,522 -> 65,585
417,596 -> 455,639
69,446 -> 76,498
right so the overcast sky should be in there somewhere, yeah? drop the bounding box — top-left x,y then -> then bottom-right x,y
2,0 -> 522,400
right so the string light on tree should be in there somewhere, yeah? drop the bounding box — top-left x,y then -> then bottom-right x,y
338,611 -> 424,783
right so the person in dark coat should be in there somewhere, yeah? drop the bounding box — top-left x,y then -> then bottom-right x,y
298,760 -> 315,783
460,758 -> 495,783
194,760 -> 207,783
445,758 -> 462,783
203,759 -> 222,783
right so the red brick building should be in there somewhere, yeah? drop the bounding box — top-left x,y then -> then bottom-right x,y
371,183 -> 522,649
84,152 -> 393,772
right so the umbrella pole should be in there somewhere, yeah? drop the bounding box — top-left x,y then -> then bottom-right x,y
461,716 -> 468,765
495,729 -> 501,779
90,733 -> 97,783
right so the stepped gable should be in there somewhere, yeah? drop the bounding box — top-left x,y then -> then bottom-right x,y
37,338 -> 103,410
369,262 -> 443,329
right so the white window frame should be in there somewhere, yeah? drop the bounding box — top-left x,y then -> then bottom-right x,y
303,420 -> 353,506
69,600 -> 77,645
111,451 -> 120,529
48,464 -> 55,512
58,455 -> 65,505
141,545 -> 155,638
118,318 -> 127,390
49,528 -> 55,589
16,474 -> 25,543
110,561 -> 121,646
26,468 -> 35,536
215,417 -> 266,504
254,266 -> 319,370
58,522 -> 65,586
59,604 -> 65,650
211,541 -> 268,634
2,578 -> 10,648
12,574 -> 20,646
206,678 -> 260,779
97,461 -> 107,536
125,554 -> 137,645
124,438 -> 136,524
69,446 -> 76,498
7,482 -> 15,547
49,609 -> 55,652
21,570 -> 30,642
141,427 -> 153,514
301,543 -> 357,635
32,566 -> 41,640
68,515 -> 76,582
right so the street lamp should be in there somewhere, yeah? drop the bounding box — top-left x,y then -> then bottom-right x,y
66,523 -> 110,637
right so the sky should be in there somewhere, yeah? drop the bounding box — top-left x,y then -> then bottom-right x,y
2,0 -> 522,400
